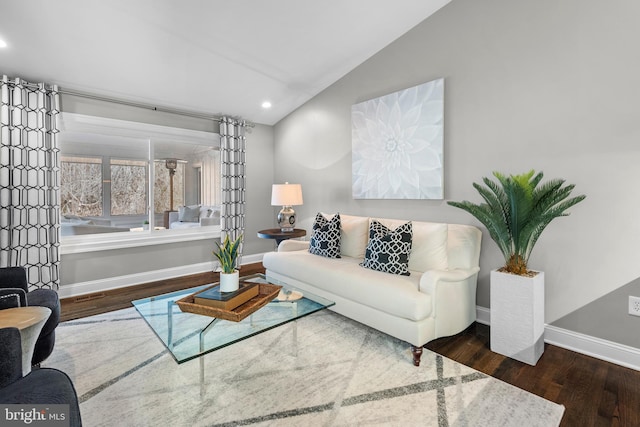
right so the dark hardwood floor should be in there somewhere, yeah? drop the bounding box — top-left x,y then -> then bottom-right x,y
59,263 -> 266,321
61,263 -> 640,426
425,323 -> 640,426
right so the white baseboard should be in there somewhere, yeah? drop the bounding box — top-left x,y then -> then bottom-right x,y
476,305 -> 640,371
58,253 -> 265,299
475,305 -> 491,326
544,325 -> 640,371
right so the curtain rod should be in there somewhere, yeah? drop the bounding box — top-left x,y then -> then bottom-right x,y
59,88 -> 227,122
2,78 -> 253,126
60,88 -> 254,127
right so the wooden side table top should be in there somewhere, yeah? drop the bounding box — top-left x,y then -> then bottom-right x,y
257,228 -> 306,240
0,306 -> 51,329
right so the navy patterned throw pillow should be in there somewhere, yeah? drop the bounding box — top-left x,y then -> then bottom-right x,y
360,220 -> 412,276
308,213 -> 341,258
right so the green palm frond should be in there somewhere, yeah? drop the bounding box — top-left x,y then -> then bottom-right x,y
447,200 -> 511,261
448,170 -> 585,275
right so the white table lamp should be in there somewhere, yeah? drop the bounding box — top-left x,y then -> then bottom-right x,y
271,182 -> 303,232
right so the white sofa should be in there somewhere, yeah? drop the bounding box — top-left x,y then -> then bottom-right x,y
262,214 -> 482,366
168,205 -> 220,229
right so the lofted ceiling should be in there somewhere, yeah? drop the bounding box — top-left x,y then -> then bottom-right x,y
0,0 -> 450,125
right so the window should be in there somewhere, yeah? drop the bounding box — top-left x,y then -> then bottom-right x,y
60,156 -> 102,217
110,159 -> 148,215
59,113 -> 221,253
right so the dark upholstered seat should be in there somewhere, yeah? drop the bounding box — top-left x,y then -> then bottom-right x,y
0,267 -> 60,365
0,328 -> 82,426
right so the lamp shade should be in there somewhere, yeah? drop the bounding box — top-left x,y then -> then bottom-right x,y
271,183 -> 303,206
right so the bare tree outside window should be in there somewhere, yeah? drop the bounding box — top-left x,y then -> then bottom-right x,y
60,156 -> 102,216
111,159 -> 148,215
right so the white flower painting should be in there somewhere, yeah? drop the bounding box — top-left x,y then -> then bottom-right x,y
351,78 -> 444,199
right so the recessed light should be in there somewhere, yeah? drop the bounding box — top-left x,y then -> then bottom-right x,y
0,39 -> 7,48
261,101 -> 272,109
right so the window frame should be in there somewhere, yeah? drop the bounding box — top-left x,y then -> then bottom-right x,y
59,113 -> 221,255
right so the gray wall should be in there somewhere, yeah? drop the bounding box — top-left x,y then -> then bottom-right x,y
553,277 -> 640,349
273,0 -> 640,332
60,95 -> 275,286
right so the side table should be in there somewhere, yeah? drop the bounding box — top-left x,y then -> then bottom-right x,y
0,306 -> 51,376
257,228 -> 306,248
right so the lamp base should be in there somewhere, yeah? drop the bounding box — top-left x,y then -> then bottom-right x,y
277,206 -> 296,232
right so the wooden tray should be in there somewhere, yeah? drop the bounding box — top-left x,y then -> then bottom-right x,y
176,283 -> 282,322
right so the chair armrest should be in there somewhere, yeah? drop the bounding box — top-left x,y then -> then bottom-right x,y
419,267 -> 480,337
0,288 -> 27,309
278,240 -> 310,252
26,289 -> 61,334
0,328 -> 23,388
0,267 -> 28,292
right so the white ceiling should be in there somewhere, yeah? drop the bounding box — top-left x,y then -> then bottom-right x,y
0,0 -> 450,125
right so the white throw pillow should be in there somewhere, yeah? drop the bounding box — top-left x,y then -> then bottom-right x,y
178,205 -> 200,222
338,214 -> 370,258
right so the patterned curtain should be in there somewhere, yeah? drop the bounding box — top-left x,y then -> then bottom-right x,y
219,116 -> 246,267
0,76 -> 61,290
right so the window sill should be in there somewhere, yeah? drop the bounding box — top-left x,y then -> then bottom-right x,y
60,227 -> 221,255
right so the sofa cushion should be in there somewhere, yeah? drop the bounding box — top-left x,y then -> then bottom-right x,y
360,220 -> 412,276
339,214 -> 370,258
377,218 -> 448,272
178,205 -> 200,222
263,252 -> 431,321
309,213 -> 341,258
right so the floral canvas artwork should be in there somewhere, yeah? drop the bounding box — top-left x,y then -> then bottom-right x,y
351,78 -> 444,199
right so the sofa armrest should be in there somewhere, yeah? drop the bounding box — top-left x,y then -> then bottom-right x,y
419,267 -> 480,337
278,240 -> 310,252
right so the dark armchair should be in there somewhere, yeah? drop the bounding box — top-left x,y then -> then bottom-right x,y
0,327 -> 81,426
0,267 -> 60,365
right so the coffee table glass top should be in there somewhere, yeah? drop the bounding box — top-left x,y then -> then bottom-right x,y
132,274 -> 334,363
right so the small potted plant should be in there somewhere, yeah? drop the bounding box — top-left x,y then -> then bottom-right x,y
213,234 -> 243,292
448,170 -> 585,365
142,220 -> 149,230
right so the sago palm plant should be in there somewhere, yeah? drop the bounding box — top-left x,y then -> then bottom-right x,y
448,170 -> 585,275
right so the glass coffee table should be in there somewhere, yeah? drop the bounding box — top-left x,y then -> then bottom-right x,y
132,274 -> 334,395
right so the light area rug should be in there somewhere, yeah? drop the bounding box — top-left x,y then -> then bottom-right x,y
44,308 -> 564,427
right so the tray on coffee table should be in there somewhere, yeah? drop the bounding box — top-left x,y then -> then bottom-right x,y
175,283 -> 282,322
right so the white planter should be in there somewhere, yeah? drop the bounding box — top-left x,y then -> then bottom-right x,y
490,269 -> 545,365
219,270 -> 240,292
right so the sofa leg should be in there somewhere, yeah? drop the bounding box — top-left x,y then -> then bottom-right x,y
410,345 -> 423,366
